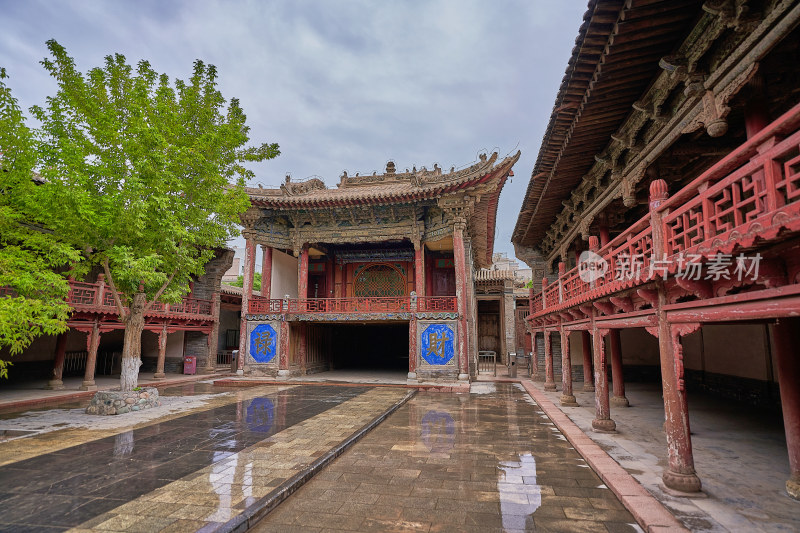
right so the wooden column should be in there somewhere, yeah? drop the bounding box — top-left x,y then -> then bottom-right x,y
237,236 -> 257,374
298,243 -> 310,299
154,324 -> 168,379
278,319 -> 290,378
453,219 -> 469,379
298,323 -> 307,374
408,315 -> 418,380
46,333 -> 68,390
544,330 -> 556,391
650,178 -> 702,493
261,245 -> 272,300
414,241 -> 425,297
591,320 -> 615,432
581,331 -> 594,391
609,330 -> 629,406
203,292 -> 221,373
771,318 -> 800,500
80,321 -> 101,391
542,278 -> 556,391
560,325 -> 577,406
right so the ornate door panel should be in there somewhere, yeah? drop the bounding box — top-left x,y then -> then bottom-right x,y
432,269 -> 456,296
352,263 -> 406,297
478,313 -> 500,352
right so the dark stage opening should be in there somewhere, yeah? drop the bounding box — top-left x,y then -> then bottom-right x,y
328,323 -> 409,371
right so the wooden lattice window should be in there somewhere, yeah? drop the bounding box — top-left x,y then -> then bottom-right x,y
353,264 -> 406,297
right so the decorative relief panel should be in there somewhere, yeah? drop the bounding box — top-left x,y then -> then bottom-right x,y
246,321 -> 281,366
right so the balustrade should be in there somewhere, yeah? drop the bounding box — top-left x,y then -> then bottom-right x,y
532,102 -> 800,318
247,295 -> 457,314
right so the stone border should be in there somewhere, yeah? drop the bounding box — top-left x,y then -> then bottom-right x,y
520,380 -> 689,533
0,373 -> 233,412
218,389 -> 417,533
212,378 -> 470,393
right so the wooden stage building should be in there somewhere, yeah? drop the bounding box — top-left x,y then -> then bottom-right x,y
512,0 -> 800,499
235,152 -> 519,383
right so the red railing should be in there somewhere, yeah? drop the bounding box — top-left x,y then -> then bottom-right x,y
66,281 -> 213,317
531,102 -> 800,319
417,296 -> 457,312
247,295 -> 457,314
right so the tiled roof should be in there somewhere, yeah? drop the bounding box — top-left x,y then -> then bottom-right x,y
247,151 -> 520,207
476,269 -> 515,281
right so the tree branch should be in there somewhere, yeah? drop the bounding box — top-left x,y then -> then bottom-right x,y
102,258 -> 128,320
143,267 -> 178,313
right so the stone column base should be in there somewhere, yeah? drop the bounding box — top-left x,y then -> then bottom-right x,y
560,394 -> 579,407
583,384 -> 595,392
544,382 -> 557,391
407,372 -> 417,380
662,470 -> 703,494
457,373 -> 469,381
236,369 -> 244,376
277,369 -> 291,380
611,395 -> 630,407
152,373 -> 166,380
79,381 -> 97,391
592,418 -> 616,433
45,379 -> 64,390
786,474 -> 800,500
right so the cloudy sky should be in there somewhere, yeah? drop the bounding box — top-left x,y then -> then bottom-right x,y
1,0 -> 587,262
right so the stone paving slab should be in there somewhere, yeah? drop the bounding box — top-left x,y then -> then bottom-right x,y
520,380 -> 688,533
253,382 -> 643,533
67,386 -> 412,533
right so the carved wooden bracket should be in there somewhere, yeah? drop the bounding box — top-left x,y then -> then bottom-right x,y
593,300 -> 616,316
637,288 -> 659,307
609,296 -> 634,313
675,277 -> 713,299
579,304 -> 594,317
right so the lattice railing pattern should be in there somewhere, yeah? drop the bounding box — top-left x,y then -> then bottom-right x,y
530,103 -> 800,319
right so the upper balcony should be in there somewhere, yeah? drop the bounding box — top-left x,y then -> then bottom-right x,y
530,102 -> 800,320
248,295 -> 457,316
65,281 -> 214,319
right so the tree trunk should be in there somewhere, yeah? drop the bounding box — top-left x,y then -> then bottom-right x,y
120,292 -> 146,391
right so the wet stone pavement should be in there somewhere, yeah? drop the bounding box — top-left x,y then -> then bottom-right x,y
0,384 -> 411,532
254,382 -> 641,533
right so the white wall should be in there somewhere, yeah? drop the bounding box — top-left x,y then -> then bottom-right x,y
271,248 -> 299,299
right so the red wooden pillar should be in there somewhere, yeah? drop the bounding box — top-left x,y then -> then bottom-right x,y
154,324 -> 168,379
298,244 -> 310,299
591,322 -> 615,432
80,321 -> 101,391
544,330 -> 556,391
581,330 -> 594,392
453,220 -> 469,379
203,292 -> 221,374
414,241 -> 425,297
46,333 -> 68,390
772,318 -> 800,500
298,323 -> 307,374
651,178 -> 702,493
237,236 -> 257,374
560,325 -> 577,406
261,245 -> 272,300
609,330 -> 629,407
278,319 -> 290,378
408,316 -> 418,380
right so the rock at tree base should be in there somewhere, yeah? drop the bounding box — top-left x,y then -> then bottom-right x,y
85,387 -> 161,415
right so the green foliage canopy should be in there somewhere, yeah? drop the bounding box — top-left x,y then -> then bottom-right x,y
31,40 -> 279,312
0,67 -> 79,377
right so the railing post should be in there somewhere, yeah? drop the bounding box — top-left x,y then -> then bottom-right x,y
588,236 -> 599,289
541,277 -> 548,310
95,274 -> 105,307
558,262 -> 566,303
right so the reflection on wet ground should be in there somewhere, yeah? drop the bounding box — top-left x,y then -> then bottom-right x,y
255,383 -> 641,533
0,384 -> 408,531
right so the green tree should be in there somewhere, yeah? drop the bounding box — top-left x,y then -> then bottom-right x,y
32,41 -> 279,390
226,272 -> 262,291
0,68 -> 80,378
